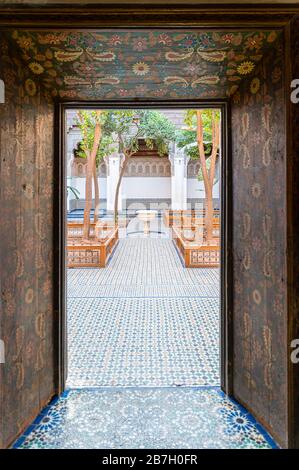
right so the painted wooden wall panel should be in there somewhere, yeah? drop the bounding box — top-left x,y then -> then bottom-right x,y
290,16 -> 299,449
231,39 -> 288,447
9,29 -> 280,101
0,36 -> 55,448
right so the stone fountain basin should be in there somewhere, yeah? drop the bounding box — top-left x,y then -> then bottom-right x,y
136,210 -> 158,221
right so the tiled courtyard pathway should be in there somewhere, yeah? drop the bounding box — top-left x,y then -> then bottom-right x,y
67,237 -> 220,387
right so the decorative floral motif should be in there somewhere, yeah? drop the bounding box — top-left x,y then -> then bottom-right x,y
9,29 -> 282,100
245,34 -> 264,51
220,407 -> 252,434
16,35 -> 34,50
25,78 -> 37,96
197,50 -> 227,62
251,182 -> 261,198
184,63 -> 202,76
28,62 -> 44,75
252,289 -> 262,305
250,77 -> 260,94
237,61 -> 255,75
132,62 -> 150,76
108,34 -> 122,46
38,409 -> 64,433
54,49 -> 83,62
132,37 -> 148,51
25,288 -> 34,304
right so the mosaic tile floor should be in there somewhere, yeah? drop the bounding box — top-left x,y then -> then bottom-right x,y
67,297 -> 219,387
67,237 -> 220,387
13,387 -> 277,449
67,238 -> 220,299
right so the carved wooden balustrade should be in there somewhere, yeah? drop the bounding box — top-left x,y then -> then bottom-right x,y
67,222 -> 97,239
163,209 -> 220,228
172,226 -> 220,268
67,221 -> 118,268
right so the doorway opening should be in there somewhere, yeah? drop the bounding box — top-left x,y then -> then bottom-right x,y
65,106 -> 223,389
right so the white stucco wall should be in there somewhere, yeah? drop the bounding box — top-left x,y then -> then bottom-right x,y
122,177 -> 171,199
68,177 -> 107,199
187,179 -> 220,200
68,176 -> 220,209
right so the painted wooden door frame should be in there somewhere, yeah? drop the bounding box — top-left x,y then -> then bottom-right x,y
0,3 -> 298,448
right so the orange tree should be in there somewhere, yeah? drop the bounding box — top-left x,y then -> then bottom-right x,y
76,110 -> 176,232
177,109 -> 220,244
76,110 -> 104,240
101,110 -> 177,224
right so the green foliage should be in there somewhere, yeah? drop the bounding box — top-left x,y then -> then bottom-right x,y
183,109 -> 220,138
75,110 -> 109,165
139,110 -> 177,156
67,185 -> 80,199
176,129 -> 212,160
75,109 -> 177,163
101,110 -> 141,156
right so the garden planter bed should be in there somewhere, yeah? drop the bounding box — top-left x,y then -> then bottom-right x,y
67,222 -> 97,239
67,226 -> 119,268
172,226 -> 220,268
163,209 -> 220,227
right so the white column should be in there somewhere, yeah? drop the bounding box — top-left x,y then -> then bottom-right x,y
67,127 -> 82,211
170,149 -> 188,210
106,153 -> 122,211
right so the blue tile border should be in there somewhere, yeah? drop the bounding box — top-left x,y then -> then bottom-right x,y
214,389 -> 279,449
12,386 -> 278,450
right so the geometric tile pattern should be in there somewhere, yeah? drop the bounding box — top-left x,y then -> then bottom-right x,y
67,237 -> 220,387
67,297 -> 219,387
13,387 -> 277,449
67,238 -> 220,299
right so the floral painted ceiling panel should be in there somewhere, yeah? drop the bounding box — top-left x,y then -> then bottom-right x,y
10,29 -> 281,100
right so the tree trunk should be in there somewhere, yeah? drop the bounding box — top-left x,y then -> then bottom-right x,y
83,150 -> 94,240
82,113 -> 102,240
205,185 -> 214,244
114,156 -> 129,225
93,161 -> 100,224
196,110 -> 219,245
196,110 -> 211,243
